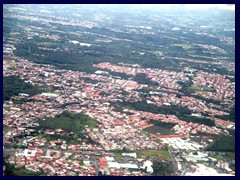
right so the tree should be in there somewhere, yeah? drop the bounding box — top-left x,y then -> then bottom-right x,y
152,160 -> 174,176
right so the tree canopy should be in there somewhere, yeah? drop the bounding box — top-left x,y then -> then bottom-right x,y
3,75 -> 43,102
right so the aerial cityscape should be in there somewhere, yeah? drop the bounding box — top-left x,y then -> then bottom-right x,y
3,4 -> 235,176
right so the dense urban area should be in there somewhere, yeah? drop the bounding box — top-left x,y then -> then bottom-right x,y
3,4 -> 235,176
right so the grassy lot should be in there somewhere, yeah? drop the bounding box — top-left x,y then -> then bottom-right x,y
37,111 -> 98,131
171,43 -> 192,50
143,125 -> 175,135
197,160 -> 209,164
112,151 -> 124,158
46,91 -> 62,95
137,149 -> 170,160
3,127 -> 15,133
187,86 -> 215,92
111,151 -> 124,161
210,155 -> 224,161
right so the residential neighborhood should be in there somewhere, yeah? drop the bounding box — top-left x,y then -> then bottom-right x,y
3,55 -> 235,176
3,4 -> 235,176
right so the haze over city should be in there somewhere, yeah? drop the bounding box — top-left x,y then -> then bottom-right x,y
3,4 -> 235,176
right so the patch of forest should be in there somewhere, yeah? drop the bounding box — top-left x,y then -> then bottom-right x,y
144,121 -> 176,135
116,100 -> 215,126
152,160 -> 174,176
214,106 -> 235,123
3,75 -> 43,102
205,135 -> 235,152
4,160 -> 46,176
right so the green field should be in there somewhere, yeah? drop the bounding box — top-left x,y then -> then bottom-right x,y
37,111 -> 99,131
188,86 -> 215,92
110,150 -> 124,161
110,149 -> 170,160
210,155 -> 224,161
144,125 -> 175,135
171,43 -> 192,50
46,91 -> 62,95
137,149 -> 170,159
3,127 -> 15,133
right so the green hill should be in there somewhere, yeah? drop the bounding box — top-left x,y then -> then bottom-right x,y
37,111 -> 99,132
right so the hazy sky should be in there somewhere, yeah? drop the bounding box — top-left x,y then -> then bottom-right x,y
135,4 -> 235,11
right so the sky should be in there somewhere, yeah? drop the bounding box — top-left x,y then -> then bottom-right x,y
135,4 -> 235,11
184,4 -> 235,10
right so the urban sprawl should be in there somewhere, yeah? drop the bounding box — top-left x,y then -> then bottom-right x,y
3,54 -> 235,176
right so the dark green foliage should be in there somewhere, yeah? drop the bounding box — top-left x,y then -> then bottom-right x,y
37,131 -> 99,145
113,105 -> 124,113
4,4 -> 235,76
113,105 -> 134,115
179,76 -> 193,93
144,120 -> 176,135
11,98 -> 44,105
120,100 -> 192,118
229,163 -> 235,171
181,116 -> 215,126
81,77 -> 99,84
37,111 -> 99,132
117,100 -> 215,126
149,120 -> 176,129
180,76 -> 221,106
215,106 -> 235,123
227,129 -> 235,136
4,161 -> 45,176
144,126 -> 175,135
152,160 -> 174,176
3,76 -> 43,102
192,95 -> 222,105
132,73 -> 159,86
108,71 -> 132,79
205,135 -> 235,152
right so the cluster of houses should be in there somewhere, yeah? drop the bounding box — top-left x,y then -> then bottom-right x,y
3,56 -> 235,176
192,71 -> 235,105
